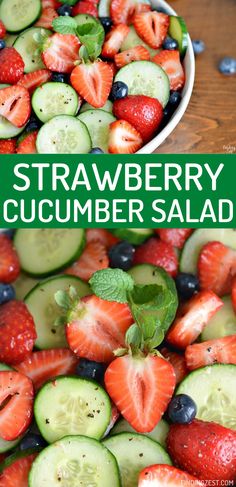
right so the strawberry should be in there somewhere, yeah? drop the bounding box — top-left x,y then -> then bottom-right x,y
155,229 -> 193,250
0,234 -> 20,283
161,347 -> 188,384
110,0 -> 133,25
86,229 -> 119,248
66,295 -> 133,362
15,348 -> 78,390
102,25 -> 130,59
0,47 -> 24,84
0,452 -> 38,487
0,139 -> 16,154
72,1 -> 98,17
35,7 -> 58,29
0,300 -> 37,365
108,119 -> 143,154
133,238 -> 178,277
128,3 -> 151,23
42,33 -> 80,73
138,465 -> 203,486
71,61 -> 113,108
198,241 -> 236,296
153,50 -> 185,91
104,403 -> 120,436
16,131 -> 38,154
17,69 -> 52,94
105,354 -> 176,432
232,277 -> 236,313
166,290 -> 223,350
185,335 -> 236,370
0,86 -> 31,128
0,371 -> 34,441
0,20 -> 6,39
133,11 -> 169,49
114,45 -> 150,68
167,419 -> 236,482
42,0 -> 60,7
65,240 -> 109,281
113,95 -> 163,143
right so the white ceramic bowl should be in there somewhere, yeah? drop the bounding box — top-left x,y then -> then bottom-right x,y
136,0 -> 195,154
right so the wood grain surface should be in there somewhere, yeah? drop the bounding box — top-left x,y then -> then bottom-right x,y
155,0 -> 236,154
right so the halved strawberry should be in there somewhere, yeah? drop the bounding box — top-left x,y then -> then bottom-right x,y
102,25 -> 130,59
0,47 -> 24,85
71,60 -> 113,108
17,69 -> 52,94
72,1 -> 98,17
232,277 -> 236,313
114,45 -> 150,68
161,347 -> 188,384
35,7 -> 58,29
155,229 -> 193,250
15,348 -> 78,390
133,238 -> 178,277
65,240 -> 109,281
108,120 -> 143,154
128,2 -> 151,23
0,452 -> 38,487
42,0 -> 60,7
86,229 -> 119,249
153,50 -> 185,91
167,291 -> 223,350
0,139 -> 16,154
110,0 -> 132,25
104,403 -> 120,436
185,335 -> 236,370
198,241 -> 236,296
105,354 -> 176,432
138,465 -> 203,486
66,295 -> 133,362
0,234 -> 20,284
0,371 -> 34,441
42,33 -> 80,73
133,11 -> 169,49
17,131 -> 38,154
0,86 -> 30,128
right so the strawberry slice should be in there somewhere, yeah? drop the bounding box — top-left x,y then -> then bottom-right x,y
114,45 -> 150,68
161,347 -> 188,384
102,25 -> 130,59
138,465 -> 203,486
0,234 -> 20,284
17,131 -> 38,154
0,371 -> 34,441
15,349 -> 78,390
86,229 -> 119,249
71,60 -> 113,108
110,0 -> 133,25
185,335 -> 236,370
133,238 -> 178,277
133,11 -> 169,49
108,120 -> 143,154
155,229 -> 193,250
153,50 -> 185,91
0,452 -> 38,487
35,7 -> 58,29
42,0 -> 60,7
0,139 -> 16,154
42,33 -> 80,74
0,86 -> 30,128
66,295 -> 133,362
0,47 -> 25,85
198,241 -> 236,296
72,1 -> 98,17
65,240 -> 109,281
105,354 -> 176,432
232,277 -> 236,313
0,20 -> 6,39
167,291 -> 223,350
17,69 -> 52,94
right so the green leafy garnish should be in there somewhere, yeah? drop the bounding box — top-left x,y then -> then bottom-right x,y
89,268 -> 134,303
58,0 -> 78,5
52,16 -> 78,35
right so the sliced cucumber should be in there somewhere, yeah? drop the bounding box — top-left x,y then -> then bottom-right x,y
0,363 -> 13,371
32,83 -> 79,123
0,436 -> 21,454
168,15 -> 188,57
120,25 -> 160,57
112,228 -> 153,245
103,432 -> 171,487
36,115 -> 92,154
98,0 -> 110,17
13,273 -> 40,301
29,435 -> 120,487
0,0 -> 41,33
25,275 -> 90,350
110,418 -> 169,447
0,84 -> 11,90
14,229 -> 85,276
115,61 -> 170,107
180,229 -> 236,274
14,27 -> 51,73
201,296 -> 236,341
177,364 -> 236,430
0,116 -> 25,139
80,99 -> 113,114
78,109 -> 116,153
35,377 -> 111,443
5,34 -> 18,47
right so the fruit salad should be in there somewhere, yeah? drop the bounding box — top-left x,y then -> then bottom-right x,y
0,227 -> 236,486
0,0 -> 188,154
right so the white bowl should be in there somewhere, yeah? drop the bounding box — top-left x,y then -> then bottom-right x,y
136,0 -> 195,154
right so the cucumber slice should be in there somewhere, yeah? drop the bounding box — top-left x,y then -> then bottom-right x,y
180,229 -> 236,274
32,83 -> 79,123
168,15 -> 188,57
14,27 -> 51,73
103,432 -> 171,487
98,0 -> 111,17
14,229 -> 85,276
25,275 -> 90,350
36,115 -> 92,154
13,273 -> 40,301
0,84 -> 11,90
34,377 -> 112,443
78,109 -> 116,153
0,116 -> 25,139
120,25 -> 160,57
5,34 -> 18,47
0,363 -> 13,371
110,418 -> 169,447
80,99 -> 113,114
29,435 -> 120,487
201,296 -> 236,341
0,436 -> 20,454
177,364 -> 236,430
112,228 -> 153,245
0,0 -> 41,33
115,61 -> 170,107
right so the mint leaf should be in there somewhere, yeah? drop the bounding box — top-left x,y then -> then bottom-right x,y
77,22 -> 105,60
129,284 -> 163,304
146,327 -> 165,350
89,268 -> 134,303
52,16 -> 78,35
55,290 -> 71,310
125,324 -> 142,349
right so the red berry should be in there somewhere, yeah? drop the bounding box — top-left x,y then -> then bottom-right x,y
133,237 -> 178,277
0,20 -> 6,39
0,47 -> 25,85
0,234 -> 20,284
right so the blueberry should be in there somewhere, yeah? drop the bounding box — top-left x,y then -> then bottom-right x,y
156,7 -> 168,13
20,433 -> 47,451
99,16 -> 112,33
110,81 -> 128,101
0,284 -> 15,305
51,72 -> 68,83
89,147 -> 104,154
76,358 -> 106,382
219,57 -> 236,75
0,229 -> 15,239
168,394 -> 197,424
0,40 -> 6,50
175,272 -> 200,300
159,103 -> 175,128
162,37 -> 178,50
169,91 -> 182,107
25,115 -> 41,133
192,39 -> 205,55
109,241 -> 135,271
57,4 -> 72,15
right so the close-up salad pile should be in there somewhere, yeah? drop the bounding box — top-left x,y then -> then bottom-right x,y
0,0 -> 187,154
0,227 -> 236,486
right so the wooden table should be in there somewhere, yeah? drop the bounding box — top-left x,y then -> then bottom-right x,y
155,0 -> 236,154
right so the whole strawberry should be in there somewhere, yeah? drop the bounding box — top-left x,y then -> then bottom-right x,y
0,234 -> 20,283
0,47 -> 25,84
0,300 -> 37,364
0,20 -> 6,39
133,237 -> 178,276
167,419 -> 236,482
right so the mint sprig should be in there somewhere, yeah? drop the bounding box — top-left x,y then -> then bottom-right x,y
89,268 -> 134,303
